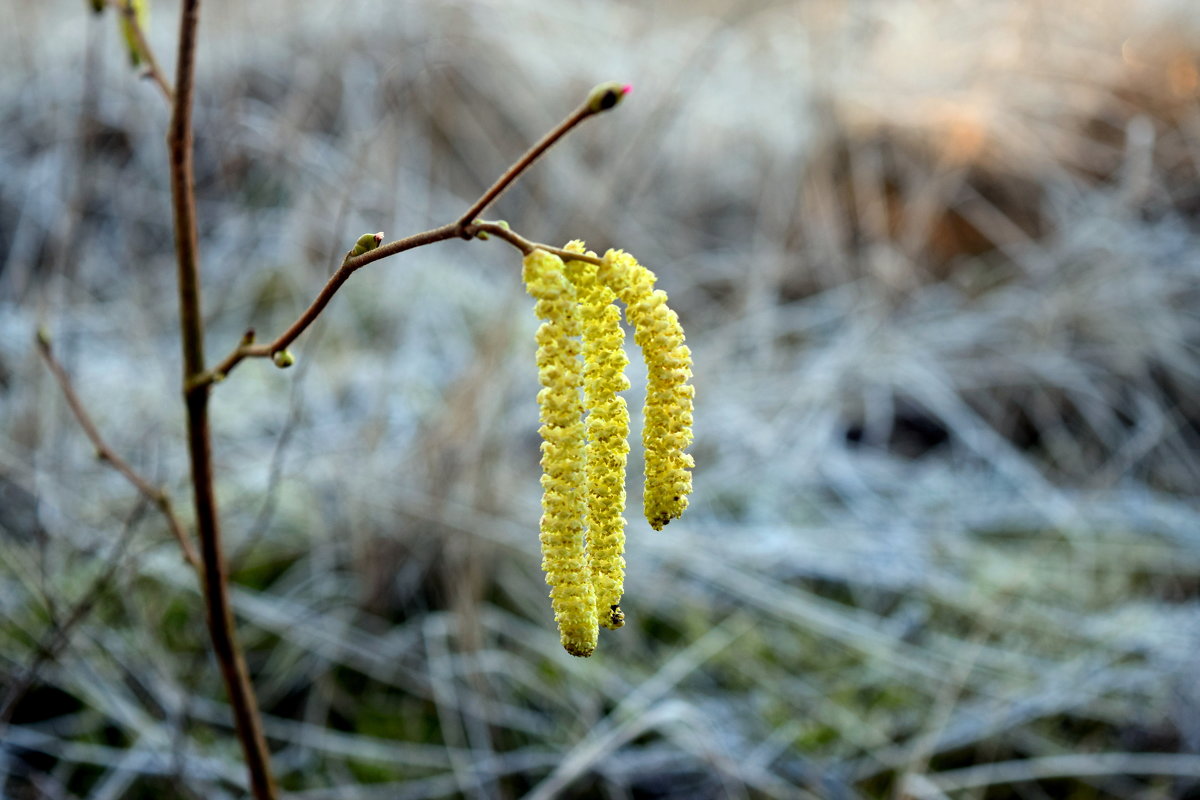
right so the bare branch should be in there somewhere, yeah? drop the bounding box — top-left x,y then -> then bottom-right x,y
203,85 -> 628,386
106,0 -> 174,102
470,220 -> 603,265
204,223 -> 460,383
167,0 -> 278,796
456,105 -> 593,230
36,332 -> 200,572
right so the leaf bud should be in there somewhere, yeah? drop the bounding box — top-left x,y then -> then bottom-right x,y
586,82 -> 632,113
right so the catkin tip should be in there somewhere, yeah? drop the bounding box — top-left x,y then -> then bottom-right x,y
604,605 -> 626,630
563,640 -> 596,658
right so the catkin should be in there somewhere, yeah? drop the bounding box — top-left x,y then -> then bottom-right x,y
564,241 -> 630,630
599,249 -> 694,531
523,249 -> 598,657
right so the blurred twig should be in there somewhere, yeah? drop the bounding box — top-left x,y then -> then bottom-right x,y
35,331 -> 200,572
912,753 -> 1200,796
105,0 -> 174,102
0,499 -> 144,724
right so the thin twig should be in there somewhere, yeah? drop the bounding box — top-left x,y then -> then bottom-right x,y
35,332 -> 200,572
204,223 -> 460,383
203,88 -> 621,386
471,221 -> 603,265
106,0 -> 174,102
456,104 -> 594,229
202,221 -> 602,386
167,1 -> 278,798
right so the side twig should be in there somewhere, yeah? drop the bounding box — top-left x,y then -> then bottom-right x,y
203,84 -> 626,387
167,2 -> 277,798
456,106 -> 592,229
106,0 -> 174,102
35,332 -> 200,572
470,221 -> 603,265
204,223 -> 460,383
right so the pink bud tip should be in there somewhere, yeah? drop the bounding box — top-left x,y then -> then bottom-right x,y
621,84 -> 633,96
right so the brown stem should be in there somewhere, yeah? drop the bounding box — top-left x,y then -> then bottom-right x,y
203,220 -> 601,384
202,93 -> 617,383
167,2 -> 277,798
107,0 -> 174,102
456,105 -> 594,229
206,223 -> 460,382
471,221 -> 603,265
201,86 -> 626,387
36,333 -> 201,572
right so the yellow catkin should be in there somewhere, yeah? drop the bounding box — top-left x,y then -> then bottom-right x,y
564,241 -> 630,630
523,249 -> 598,657
599,249 -> 694,531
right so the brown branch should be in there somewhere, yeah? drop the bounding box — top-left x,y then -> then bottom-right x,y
456,83 -> 629,229
470,221 -> 603,265
204,223 -> 460,383
106,0 -> 174,102
456,105 -> 593,229
203,85 -> 628,387
167,2 -> 277,798
36,332 -> 201,572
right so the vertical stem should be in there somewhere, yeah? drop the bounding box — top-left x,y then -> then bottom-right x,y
167,2 -> 277,798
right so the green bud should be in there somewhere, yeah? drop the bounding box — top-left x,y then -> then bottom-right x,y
272,350 -> 295,369
586,82 -> 631,113
351,231 -> 384,257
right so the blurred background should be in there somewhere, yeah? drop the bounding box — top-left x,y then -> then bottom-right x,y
3,1 -> 1200,797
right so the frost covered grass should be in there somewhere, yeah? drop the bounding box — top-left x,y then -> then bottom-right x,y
2,1 -> 1200,797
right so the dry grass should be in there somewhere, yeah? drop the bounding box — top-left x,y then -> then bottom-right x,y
2,1 -> 1200,798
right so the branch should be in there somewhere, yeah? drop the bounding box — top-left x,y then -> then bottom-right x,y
204,223 -> 460,383
36,331 -> 200,572
167,1 -> 278,798
203,83 -> 629,386
456,82 -> 631,228
106,0 -> 174,102
470,220 -> 603,265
